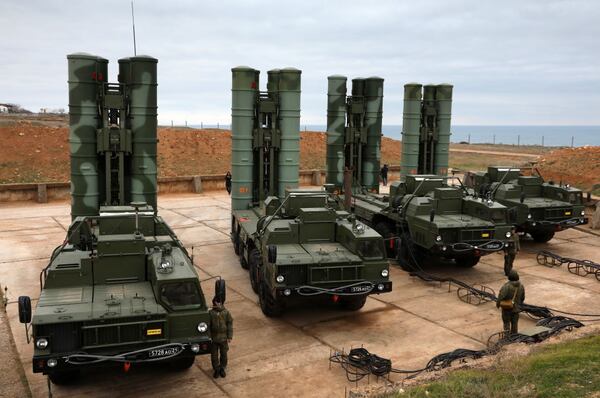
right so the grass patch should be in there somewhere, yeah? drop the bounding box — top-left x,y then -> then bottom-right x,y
385,335 -> 600,398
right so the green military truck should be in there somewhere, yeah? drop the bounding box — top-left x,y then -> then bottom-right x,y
353,175 -> 515,268
465,166 -> 588,242
229,67 -> 391,317
325,80 -> 514,268
17,54 -> 223,384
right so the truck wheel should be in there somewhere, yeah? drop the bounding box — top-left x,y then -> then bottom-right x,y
239,243 -> 249,270
170,355 -> 195,371
455,256 -> 480,268
48,370 -> 80,385
531,230 -> 555,243
259,283 -> 283,317
374,221 -> 395,258
340,295 -> 367,311
233,231 -> 240,255
398,240 -> 421,272
249,248 -> 261,294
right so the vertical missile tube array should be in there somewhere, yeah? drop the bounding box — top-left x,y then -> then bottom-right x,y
120,56 -> 158,211
434,84 -> 453,175
362,77 -> 384,191
231,67 -> 259,210
400,83 -> 422,178
68,53 -> 108,218
277,68 -> 302,198
326,75 -> 347,187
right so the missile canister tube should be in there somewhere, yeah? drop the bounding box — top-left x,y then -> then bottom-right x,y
122,56 -> 158,211
231,66 -> 258,210
435,84 -> 453,175
277,68 -> 301,198
363,77 -> 384,191
401,83 -> 422,178
326,75 -> 347,187
68,53 -> 107,218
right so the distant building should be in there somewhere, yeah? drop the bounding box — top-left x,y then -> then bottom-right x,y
0,104 -> 9,113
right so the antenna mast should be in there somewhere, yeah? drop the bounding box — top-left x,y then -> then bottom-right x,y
131,1 -> 137,55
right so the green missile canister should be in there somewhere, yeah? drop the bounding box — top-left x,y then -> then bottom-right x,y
68,53 -> 107,218
326,75 -> 347,187
122,56 -> 158,211
435,84 -> 453,175
401,83 -> 422,178
363,77 -> 384,191
277,67 -> 301,198
231,66 -> 258,210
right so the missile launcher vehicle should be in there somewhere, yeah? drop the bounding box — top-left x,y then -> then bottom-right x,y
326,80 -> 515,268
464,166 -> 588,242
230,67 -> 391,317
17,54 -> 224,384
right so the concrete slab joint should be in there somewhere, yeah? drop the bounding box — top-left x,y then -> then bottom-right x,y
193,176 -> 203,193
37,184 -> 47,203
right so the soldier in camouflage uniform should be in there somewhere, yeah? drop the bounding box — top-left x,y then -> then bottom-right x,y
503,229 -> 520,276
496,270 -> 525,334
209,297 -> 233,378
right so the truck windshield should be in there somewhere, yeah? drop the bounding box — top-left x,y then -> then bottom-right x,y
568,192 -> 582,205
160,281 -> 202,310
491,209 -> 507,223
357,240 -> 385,260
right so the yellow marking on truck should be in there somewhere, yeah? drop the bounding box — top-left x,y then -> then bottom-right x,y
481,233 -> 490,238
565,211 -> 571,216
147,329 -> 162,336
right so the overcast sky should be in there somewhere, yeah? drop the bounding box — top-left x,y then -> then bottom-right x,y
1,0 -> 599,126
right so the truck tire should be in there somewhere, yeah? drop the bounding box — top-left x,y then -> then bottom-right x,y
48,370 -> 80,385
531,230 -> 555,243
18,296 -> 31,324
233,231 -> 240,255
340,295 -> 367,311
249,248 -> 261,294
455,255 -> 480,268
259,283 -> 283,317
397,239 -> 421,272
239,242 -> 249,270
170,355 -> 196,371
374,221 -> 395,258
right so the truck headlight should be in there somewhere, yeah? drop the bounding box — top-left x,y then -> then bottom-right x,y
276,275 -> 285,283
581,210 -> 585,216
377,284 -> 385,291
381,269 -> 389,277
436,235 -> 442,242
36,338 -> 49,349
47,358 -> 58,368
197,322 -> 208,333
505,231 -> 512,238
527,214 -> 532,220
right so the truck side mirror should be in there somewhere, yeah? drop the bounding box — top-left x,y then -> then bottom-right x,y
429,209 -> 436,223
214,279 -> 226,305
267,245 -> 277,264
18,296 -> 32,324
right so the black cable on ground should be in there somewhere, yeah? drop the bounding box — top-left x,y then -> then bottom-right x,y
329,315 -> 584,382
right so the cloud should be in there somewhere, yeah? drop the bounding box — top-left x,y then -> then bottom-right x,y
0,0 -> 598,125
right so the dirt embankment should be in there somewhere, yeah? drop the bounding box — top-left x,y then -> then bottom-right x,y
537,146 -> 600,194
0,118 -> 597,193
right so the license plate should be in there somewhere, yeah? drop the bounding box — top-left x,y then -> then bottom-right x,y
148,347 -> 181,358
350,285 -> 371,293
482,242 -> 502,250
